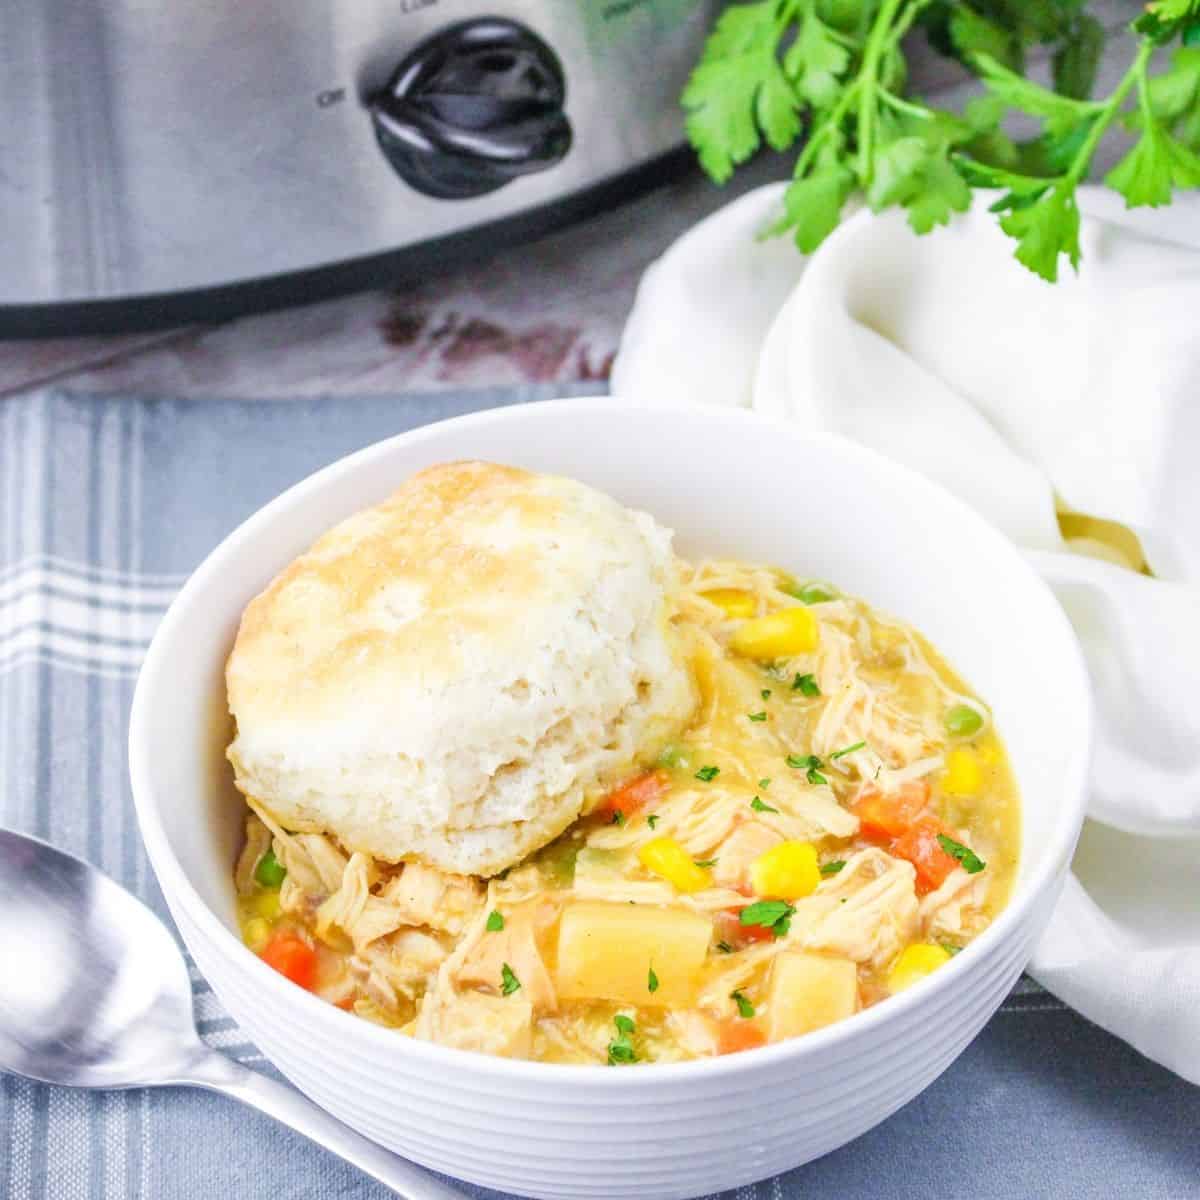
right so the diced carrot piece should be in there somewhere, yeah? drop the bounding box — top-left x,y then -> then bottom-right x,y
334,994 -> 355,1011
717,1020 -> 768,1055
853,780 -> 929,841
597,770 -> 670,820
890,817 -> 959,894
715,909 -> 774,949
261,931 -> 318,990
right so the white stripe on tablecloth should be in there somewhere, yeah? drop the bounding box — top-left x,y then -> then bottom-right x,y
0,560 -> 181,607
0,553 -> 187,590
45,1090 -> 88,1200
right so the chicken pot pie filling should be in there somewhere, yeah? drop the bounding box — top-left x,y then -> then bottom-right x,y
235,560 -> 1019,1063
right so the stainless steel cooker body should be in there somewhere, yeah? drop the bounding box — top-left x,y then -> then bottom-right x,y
0,0 -> 719,333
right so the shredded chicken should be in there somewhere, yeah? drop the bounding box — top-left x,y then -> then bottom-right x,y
454,897 -> 558,1013
412,987 -> 534,1058
920,867 -> 987,941
788,848 -> 919,970
378,862 -> 483,936
234,815 -> 271,895
712,822 -> 781,888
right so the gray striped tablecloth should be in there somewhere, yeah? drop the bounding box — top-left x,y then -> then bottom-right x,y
1,386 -> 1196,1200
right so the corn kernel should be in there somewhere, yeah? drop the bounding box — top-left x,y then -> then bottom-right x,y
730,607 -> 819,660
887,943 -> 952,993
943,748 -> 982,796
702,588 -> 757,619
749,841 -> 820,900
253,890 -> 282,921
243,916 -> 272,952
637,836 -> 712,894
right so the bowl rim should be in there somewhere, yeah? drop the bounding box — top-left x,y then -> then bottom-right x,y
129,395 -> 1092,1087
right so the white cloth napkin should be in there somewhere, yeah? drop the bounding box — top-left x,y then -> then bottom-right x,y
612,184 -> 1200,1085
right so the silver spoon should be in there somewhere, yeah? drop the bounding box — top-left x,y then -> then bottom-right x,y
0,828 -> 464,1200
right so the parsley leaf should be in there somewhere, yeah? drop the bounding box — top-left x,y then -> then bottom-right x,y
820,860 -> 846,876
486,910 -> 504,932
731,989 -> 757,1019
739,899 -> 796,938
793,673 -> 821,697
607,1013 -> 638,1065
748,711 -> 768,722
682,1 -> 799,183
610,810 -> 625,826
648,966 -> 660,993
998,182 -> 1081,282
761,689 -> 772,700
500,963 -> 521,996
750,796 -> 779,814
695,765 -> 720,782
936,833 -> 987,874
694,857 -> 718,869
716,940 -> 734,954
830,741 -> 866,759
647,814 -> 660,830
758,777 -> 771,789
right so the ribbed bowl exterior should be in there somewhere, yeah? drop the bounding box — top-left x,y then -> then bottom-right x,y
167,883 -> 1059,1200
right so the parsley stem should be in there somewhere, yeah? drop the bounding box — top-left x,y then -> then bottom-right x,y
796,81 -> 861,178
856,0 -> 907,182
1066,37 -> 1154,187
877,89 -> 933,120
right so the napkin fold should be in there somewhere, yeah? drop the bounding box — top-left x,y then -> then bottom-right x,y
612,184 -> 1200,1085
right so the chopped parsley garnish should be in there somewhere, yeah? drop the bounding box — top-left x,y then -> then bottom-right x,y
648,966 -> 659,994
739,899 -> 796,938
695,765 -> 720,782
647,814 -> 660,830
786,753 -> 828,786
750,796 -> 779,814
485,910 -> 505,932
830,741 -> 866,760
694,857 -> 718,869
793,673 -> 821,697
758,778 -> 771,789
610,810 -> 625,826
940,942 -> 963,956
936,834 -> 987,875
747,711 -> 768,722
820,860 -> 846,876
760,689 -> 772,700
500,963 -> 521,996
716,940 -> 734,954
607,1014 -> 638,1065
731,989 -> 756,1019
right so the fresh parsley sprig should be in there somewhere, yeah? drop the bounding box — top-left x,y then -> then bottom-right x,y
683,0 -> 1200,281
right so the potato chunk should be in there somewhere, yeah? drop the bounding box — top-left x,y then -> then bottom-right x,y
766,952 -> 858,1041
556,901 -> 712,1007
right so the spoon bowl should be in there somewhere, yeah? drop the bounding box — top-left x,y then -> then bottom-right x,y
0,828 -> 461,1200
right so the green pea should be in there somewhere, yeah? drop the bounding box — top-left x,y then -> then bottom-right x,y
657,743 -> 686,768
944,704 -> 984,738
792,581 -> 838,605
254,847 -> 287,889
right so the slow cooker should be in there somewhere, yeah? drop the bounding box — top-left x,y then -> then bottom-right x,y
1,1 -> 721,336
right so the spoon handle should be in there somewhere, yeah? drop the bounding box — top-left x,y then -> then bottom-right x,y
177,1046 -> 465,1200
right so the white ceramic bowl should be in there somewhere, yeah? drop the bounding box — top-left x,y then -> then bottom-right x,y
130,399 -> 1090,1200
